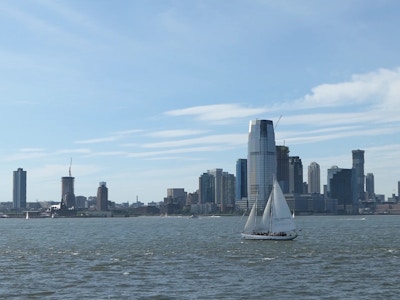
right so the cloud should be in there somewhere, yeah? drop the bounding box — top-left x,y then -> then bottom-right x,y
74,136 -> 122,144
298,67 -> 400,109
147,129 -> 208,138
143,134 -> 247,149
74,130 -> 142,144
127,145 -> 234,158
165,104 -> 268,123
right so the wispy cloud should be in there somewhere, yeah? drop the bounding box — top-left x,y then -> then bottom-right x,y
143,134 -> 247,149
147,129 -> 207,138
74,129 -> 142,145
127,145 -> 235,159
165,104 -> 268,123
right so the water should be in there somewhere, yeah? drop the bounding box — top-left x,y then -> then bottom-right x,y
0,215 -> 399,299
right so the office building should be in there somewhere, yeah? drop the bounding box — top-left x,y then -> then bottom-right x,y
352,149 -> 365,200
61,176 -> 76,209
235,159 -> 247,200
365,173 -> 375,200
289,156 -> 303,194
199,169 -> 235,212
97,182 -> 108,211
308,162 -> 321,194
13,168 -> 27,209
330,168 -> 353,214
276,145 -> 290,193
247,119 -> 276,209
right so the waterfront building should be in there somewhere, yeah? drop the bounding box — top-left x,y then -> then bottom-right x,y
308,162 -> 321,194
165,188 -> 187,206
97,182 -> 108,211
276,145 -> 289,193
199,169 -> 235,212
235,159 -> 247,200
199,172 -> 215,203
352,149 -> 365,208
330,168 -> 353,214
327,166 -> 341,195
61,176 -> 76,209
13,168 -> 27,209
289,156 -> 303,194
247,119 -> 276,209
366,173 -> 375,200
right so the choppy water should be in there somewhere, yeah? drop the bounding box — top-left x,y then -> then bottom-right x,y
0,215 -> 399,299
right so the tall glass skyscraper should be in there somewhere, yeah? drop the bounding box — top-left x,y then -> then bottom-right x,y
13,168 -> 27,209
247,119 -> 276,209
308,162 -> 321,194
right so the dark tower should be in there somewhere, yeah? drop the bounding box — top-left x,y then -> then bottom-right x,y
276,146 -> 289,193
97,182 -> 108,211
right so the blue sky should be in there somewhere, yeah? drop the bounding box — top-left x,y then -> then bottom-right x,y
1,0 -> 399,204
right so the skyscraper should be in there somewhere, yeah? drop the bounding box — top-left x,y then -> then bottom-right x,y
352,149 -> 365,212
247,119 -> 276,209
198,169 -> 235,212
276,145 -> 289,193
366,173 -> 374,200
308,162 -> 320,194
235,159 -> 247,200
330,168 -> 353,214
97,182 -> 108,211
289,156 -> 303,194
61,176 -> 76,209
13,168 -> 27,209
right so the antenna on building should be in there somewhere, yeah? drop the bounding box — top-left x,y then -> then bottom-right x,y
69,158 -> 72,177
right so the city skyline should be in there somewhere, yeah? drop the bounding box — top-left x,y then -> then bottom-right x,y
0,1 -> 399,203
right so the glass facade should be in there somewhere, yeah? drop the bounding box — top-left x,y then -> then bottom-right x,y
247,119 -> 276,209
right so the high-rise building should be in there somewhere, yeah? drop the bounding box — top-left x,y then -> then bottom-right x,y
276,145 -> 289,193
327,166 -> 341,195
235,159 -> 247,200
247,119 -> 276,209
398,181 -> 400,199
352,149 -> 365,213
330,168 -> 353,214
365,173 -> 375,200
13,168 -> 27,209
97,182 -> 108,211
199,172 -> 215,203
308,162 -> 320,194
289,156 -> 303,194
198,169 -> 235,212
61,176 -> 76,209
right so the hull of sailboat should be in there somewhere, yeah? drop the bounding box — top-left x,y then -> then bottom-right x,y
241,232 -> 297,241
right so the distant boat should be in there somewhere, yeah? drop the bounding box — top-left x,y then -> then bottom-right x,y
241,178 -> 298,241
25,212 -> 29,220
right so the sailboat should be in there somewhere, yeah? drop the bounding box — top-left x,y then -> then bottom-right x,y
242,178 -> 297,240
25,211 -> 29,220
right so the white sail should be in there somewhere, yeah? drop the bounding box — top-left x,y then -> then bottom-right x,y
261,192 -> 272,232
243,203 -> 257,234
270,179 -> 296,232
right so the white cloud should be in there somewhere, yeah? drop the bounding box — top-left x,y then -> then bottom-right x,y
165,104 -> 268,122
298,68 -> 400,109
147,129 -> 207,138
143,134 -> 247,149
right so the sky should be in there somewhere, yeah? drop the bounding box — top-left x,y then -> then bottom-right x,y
1,0 -> 400,204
